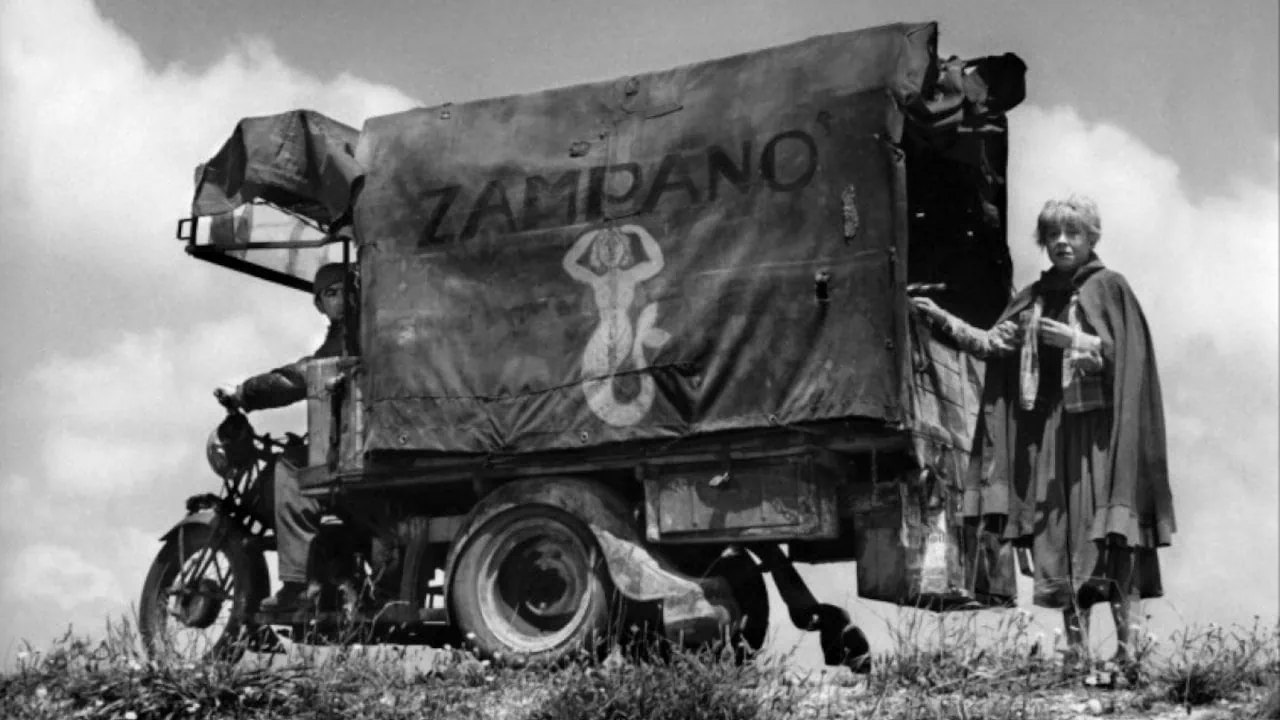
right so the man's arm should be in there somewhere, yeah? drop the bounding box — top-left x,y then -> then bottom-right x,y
234,323 -> 345,412
237,360 -> 308,412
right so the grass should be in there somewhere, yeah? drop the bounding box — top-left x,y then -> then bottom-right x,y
2,614 -> 1277,719
1156,619 -> 1280,709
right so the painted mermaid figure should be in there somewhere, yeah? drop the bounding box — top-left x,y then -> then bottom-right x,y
563,224 -> 671,427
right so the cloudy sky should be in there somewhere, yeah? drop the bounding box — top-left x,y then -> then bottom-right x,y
1,0 -> 1276,664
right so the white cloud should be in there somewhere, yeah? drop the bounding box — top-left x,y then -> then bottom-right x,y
42,431 -> 189,496
4,544 -> 124,611
0,0 -> 418,277
0,476 -> 51,539
0,475 -> 99,551
30,313 -> 318,496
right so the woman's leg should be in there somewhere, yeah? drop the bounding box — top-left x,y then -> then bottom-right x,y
1062,600 -> 1092,667
1112,594 -> 1129,661
1110,588 -> 1135,665
1103,542 -> 1137,665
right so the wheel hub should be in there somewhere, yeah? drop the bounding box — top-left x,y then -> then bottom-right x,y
521,548 -> 581,618
176,578 -> 225,629
478,519 -> 597,653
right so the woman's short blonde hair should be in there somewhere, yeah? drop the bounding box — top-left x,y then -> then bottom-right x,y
1035,194 -> 1101,247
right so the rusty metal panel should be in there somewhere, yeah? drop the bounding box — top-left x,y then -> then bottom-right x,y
848,472 -> 1011,610
337,370 -> 365,474
300,358 -> 365,492
849,476 -> 966,608
304,358 -> 341,469
643,452 -> 839,543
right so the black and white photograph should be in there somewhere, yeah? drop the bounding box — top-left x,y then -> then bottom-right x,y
1,1 -> 1276,717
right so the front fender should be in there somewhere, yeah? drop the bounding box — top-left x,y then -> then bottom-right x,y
443,477 -> 736,643
159,510 -> 219,543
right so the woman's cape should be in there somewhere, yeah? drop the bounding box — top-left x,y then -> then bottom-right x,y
961,261 -> 1176,549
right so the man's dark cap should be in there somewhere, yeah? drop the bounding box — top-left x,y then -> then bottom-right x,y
313,263 -> 346,297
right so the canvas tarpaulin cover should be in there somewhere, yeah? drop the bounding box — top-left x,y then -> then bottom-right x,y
193,109 -> 362,225
188,110 -> 363,290
353,22 -> 944,455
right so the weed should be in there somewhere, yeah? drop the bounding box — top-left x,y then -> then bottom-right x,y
1159,619 -> 1280,708
3,613 -> 1277,719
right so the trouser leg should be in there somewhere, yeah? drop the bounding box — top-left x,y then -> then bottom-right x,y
274,461 -> 321,584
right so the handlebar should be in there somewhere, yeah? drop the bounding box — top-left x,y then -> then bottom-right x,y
212,388 -> 306,452
214,387 -> 241,413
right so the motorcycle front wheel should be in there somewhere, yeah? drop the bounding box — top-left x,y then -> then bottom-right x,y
139,522 -> 264,665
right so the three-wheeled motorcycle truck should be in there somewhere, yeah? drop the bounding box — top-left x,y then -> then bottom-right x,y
139,21 -> 1027,671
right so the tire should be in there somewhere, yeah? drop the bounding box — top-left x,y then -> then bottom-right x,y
450,505 -> 616,665
139,522 -> 264,665
709,552 -> 770,662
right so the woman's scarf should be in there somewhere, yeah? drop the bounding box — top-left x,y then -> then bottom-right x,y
1016,261 -> 1101,411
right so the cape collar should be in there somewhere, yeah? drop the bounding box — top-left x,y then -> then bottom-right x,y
1037,253 -> 1106,293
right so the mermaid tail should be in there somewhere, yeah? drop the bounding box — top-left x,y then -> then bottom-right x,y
584,302 -> 669,427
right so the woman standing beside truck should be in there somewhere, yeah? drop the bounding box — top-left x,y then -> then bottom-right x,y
911,195 -> 1176,671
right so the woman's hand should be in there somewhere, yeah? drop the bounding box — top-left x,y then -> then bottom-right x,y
990,320 -> 1021,352
910,296 -> 943,319
1037,318 -> 1077,349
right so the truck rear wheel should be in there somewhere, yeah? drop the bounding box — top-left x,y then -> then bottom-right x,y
450,505 -> 615,664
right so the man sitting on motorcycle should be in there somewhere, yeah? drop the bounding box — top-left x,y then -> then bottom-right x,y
218,261 -> 352,612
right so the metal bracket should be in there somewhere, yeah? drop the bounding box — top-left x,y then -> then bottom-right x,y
176,216 -> 198,243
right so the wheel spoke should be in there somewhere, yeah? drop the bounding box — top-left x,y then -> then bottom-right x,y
213,558 -> 236,599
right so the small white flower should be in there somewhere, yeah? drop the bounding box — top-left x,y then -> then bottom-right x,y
15,651 -> 29,662
125,712 -> 138,720
35,686 -> 48,699
130,661 -> 142,672
465,632 -> 477,640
